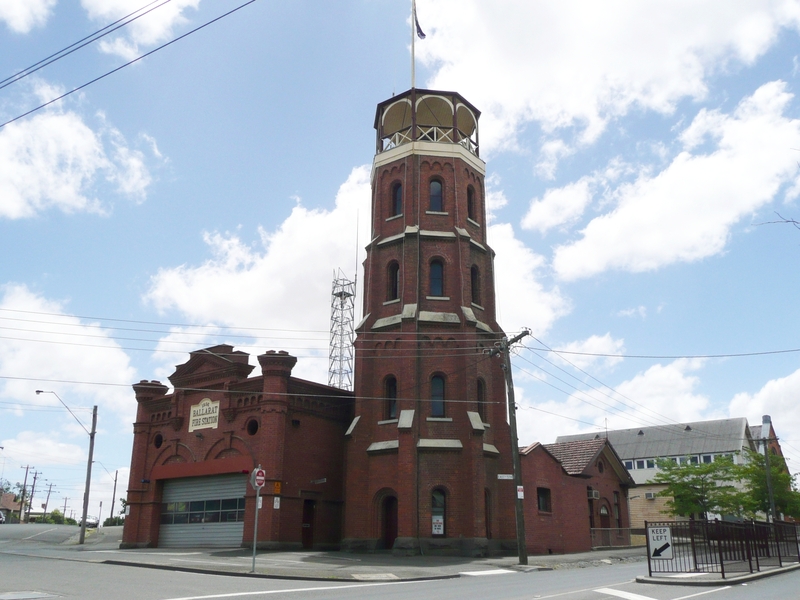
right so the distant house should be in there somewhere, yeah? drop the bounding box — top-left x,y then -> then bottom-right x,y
0,492 -> 21,522
557,417 -> 759,527
520,437 -> 634,554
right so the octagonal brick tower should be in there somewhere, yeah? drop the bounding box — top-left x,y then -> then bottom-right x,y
342,88 -> 515,556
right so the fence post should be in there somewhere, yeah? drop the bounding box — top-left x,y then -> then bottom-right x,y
715,520 -> 726,579
645,520 -> 652,577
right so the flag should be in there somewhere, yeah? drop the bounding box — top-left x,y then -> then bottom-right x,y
413,1 -> 426,39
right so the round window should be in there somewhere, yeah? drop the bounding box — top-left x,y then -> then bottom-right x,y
246,419 -> 259,436
153,433 -> 163,449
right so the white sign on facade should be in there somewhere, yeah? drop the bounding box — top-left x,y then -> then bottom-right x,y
647,526 -> 673,560
432,514 -> 444,535
188,398 -> 220,432
517,486 -> 524,499
497,474 -> 513,480
273,497 -> 280,510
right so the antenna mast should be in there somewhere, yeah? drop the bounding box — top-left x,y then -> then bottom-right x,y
329,269 -> 355,390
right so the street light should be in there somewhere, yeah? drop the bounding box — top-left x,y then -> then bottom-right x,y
35,390 -> 97,544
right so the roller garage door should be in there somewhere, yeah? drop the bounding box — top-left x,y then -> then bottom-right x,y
159,473 -> 247,548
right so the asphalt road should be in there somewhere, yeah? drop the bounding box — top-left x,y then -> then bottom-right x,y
2,524 -> 800,599
3,553 -> 800,600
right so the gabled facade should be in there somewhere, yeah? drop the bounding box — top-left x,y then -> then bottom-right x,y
122,345 -> 353,549
557,418 -> 759,527
520,438 -> 634,554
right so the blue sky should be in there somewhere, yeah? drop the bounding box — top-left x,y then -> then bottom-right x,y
2,0 -> 800,521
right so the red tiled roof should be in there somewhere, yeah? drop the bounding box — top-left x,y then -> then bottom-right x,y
0,492 -> 20,512
543,438 -> 607,475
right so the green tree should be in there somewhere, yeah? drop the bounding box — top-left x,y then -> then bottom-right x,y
734,449 -> 800,518
652,457 -> 743,519
43,509 -> 66,524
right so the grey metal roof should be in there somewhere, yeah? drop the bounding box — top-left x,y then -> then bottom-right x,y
555,418 -> 755,460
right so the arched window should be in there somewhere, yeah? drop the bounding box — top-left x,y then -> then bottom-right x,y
387,262 -> 400,301
429,179 -> 443,212
385,376 -> 397,419
391,182 -> 403,216
431,375 -> 445,417
431,489 -> 446,536
470,265 -> 481,306
476,378 -> 486,421
429,260 -> 444,297
467,186 -> 476,221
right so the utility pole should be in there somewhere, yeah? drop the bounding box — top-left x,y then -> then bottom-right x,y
79,405 -> 98,545
62,497 -> 69,517
19,465 -> 31,523
491,328 -> 530,565
42,482 -> 54,521
762,414 -> 777,522
110,470 -> 118,521
26,470 -> 40,523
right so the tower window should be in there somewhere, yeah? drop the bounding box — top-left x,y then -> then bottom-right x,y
385,376 -> 397,419
430,179 -> 443,212
467,186 -> 476,221
391,182 -> 403,216
387,262 -> 400,301
431,375 -> 445,417
429,260 -> 444,297
470,265 -> 481,306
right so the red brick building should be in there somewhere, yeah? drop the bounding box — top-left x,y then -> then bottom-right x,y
341,89 -> 516,555
521,438 -> 634,554
121,347 -> 353,549
122,89 -> 517,554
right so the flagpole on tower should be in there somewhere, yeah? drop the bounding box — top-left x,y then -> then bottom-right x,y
411,0 -> 425,89
411,0 -> 416,89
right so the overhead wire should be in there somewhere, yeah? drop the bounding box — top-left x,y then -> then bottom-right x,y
0,0 -> 173,92
0,0 -> 258,129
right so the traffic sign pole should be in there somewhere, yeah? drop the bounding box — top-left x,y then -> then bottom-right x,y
250,465 -> 266,573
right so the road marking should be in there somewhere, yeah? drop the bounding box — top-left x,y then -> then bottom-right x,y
673,588 -> 731,600
0,593 -> 59,599
594,588 -> 656,600
90,551 -> 202,555
351,574 -> 399,580
21,528 -> 58,540
160,579 -> 434,600
459,569 -> 516,576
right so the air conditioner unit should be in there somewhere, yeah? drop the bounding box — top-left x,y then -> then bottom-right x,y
587,490 -> 600,500
645,492 -> 656,500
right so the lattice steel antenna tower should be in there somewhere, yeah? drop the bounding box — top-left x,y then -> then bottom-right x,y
329,269 -> 355,390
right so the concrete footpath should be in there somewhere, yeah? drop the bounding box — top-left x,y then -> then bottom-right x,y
15,526 -> 648,581
8,526 -> 800,585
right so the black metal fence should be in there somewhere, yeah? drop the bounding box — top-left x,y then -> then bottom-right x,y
646,519 -> 800,578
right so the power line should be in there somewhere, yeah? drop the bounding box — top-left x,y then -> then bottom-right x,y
0,0 -> 173,91
0,0 -> 258,129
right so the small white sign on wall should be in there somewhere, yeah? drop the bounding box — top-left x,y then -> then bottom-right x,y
432,515 -> 444,535
273,497 -> 281,510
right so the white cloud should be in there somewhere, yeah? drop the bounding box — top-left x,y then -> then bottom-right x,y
618,306 -> 647,319
521,178 -> 594,234
0,284 -> 138,422
552,333 -> 625,371
81,0 -> 200,60
2,431 -> 85,467
729,367 -> 800,447
490,222 -> 570,336
553,81 -> 800,280
516,358 -> 712,445
145,165 -> 372,382
0,103 -> 156,219
418,1 -> 800,166
0,0 -> 56,33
